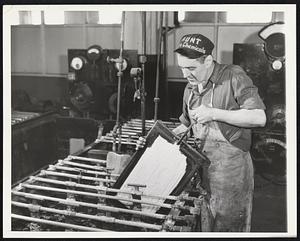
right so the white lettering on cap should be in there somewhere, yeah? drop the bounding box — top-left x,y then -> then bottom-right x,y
190,37 -> 196,44
195,38 -> 201,44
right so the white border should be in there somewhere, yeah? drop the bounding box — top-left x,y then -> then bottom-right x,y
3,4 -> 297,238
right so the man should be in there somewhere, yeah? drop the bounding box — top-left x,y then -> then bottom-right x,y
172,33 -> 266,232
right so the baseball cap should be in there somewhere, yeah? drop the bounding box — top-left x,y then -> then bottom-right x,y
174,34 -> 214,58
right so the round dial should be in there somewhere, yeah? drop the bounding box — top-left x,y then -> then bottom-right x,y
87,45 -> 102,61
70,57 -> 85,70
271,60 -> 283,70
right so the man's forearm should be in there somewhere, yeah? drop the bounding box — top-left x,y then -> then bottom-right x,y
212,108 -> 266,128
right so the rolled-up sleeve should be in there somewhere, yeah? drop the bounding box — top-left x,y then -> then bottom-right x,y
179,86 -> 191,127
231,66 -> 266,110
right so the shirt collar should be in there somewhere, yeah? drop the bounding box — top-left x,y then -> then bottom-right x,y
208,61 -> 222,84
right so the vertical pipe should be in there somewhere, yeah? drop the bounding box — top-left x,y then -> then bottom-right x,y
140,12 -> 147,135
112,11 -> 125,152
116,11 -> 125,127
163,12 -> 169,120
154,12 -> 163,121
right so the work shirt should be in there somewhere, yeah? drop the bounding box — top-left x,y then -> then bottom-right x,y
179,61 -> 266,151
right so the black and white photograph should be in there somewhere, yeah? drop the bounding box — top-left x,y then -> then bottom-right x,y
3,3 -> 297,238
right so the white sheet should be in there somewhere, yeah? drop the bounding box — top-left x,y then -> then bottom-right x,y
118,135 -> 187,213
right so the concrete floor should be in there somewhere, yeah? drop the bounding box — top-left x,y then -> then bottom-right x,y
251,174 -> 287,232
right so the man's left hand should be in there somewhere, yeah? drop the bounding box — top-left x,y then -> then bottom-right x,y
190,104 -> 215,124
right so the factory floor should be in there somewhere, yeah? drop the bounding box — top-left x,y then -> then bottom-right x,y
251,174 -> 287,232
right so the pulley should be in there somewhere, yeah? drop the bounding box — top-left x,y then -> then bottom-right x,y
267,104 -> 285,129
69,82 -> 94,111
253,136 -> 286,185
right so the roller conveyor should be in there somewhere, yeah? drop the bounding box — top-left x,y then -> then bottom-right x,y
11,118 -> 209,232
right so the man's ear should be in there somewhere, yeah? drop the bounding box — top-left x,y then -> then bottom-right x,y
204,55 -> 213,68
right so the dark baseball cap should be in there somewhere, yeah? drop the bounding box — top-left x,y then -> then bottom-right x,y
174,34 -> 214,58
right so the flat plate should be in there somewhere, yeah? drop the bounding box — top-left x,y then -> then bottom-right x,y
113,120 -> 210,198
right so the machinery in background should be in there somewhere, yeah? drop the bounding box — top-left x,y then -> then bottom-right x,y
11,111 -> 59,184
233,22 -> 286,185
67,45 -> 139,119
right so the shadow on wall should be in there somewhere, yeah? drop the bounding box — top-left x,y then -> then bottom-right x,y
219,32 -> 263,64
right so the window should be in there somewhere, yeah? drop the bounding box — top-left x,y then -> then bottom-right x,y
9,9 -> 20,25
98,11 -> 122,24
226,10 -> 272,23
12,10 -> 123,25
177,11 -> 273,24
44,10 -> 64,25
31,11 -> 42,25
178,11 -> 226,23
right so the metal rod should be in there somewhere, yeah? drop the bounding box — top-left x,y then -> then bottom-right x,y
49,165 -> 119,178
12,191 -> 167,220
112,11 -> 126,153
68,155 -> 106,164
106,133 -> 140,139
58,160 -> 106,171
11,214 -> 110,232
100,139 -> 137,146
12,201 -> 161,230
163,12 -> 169,119
154,12 -> 164,121
140,11 -> 147,136
27,176 -> 187,201
20,183 -> 190,210
116,11 -> 125,128
41,170 -> 115,183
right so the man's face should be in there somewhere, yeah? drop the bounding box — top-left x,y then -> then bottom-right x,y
177,54 -> 209,86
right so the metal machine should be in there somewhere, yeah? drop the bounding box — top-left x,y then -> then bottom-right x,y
67,46 -> 138,119
233,22 -> 286,185
11,120 -> 212,232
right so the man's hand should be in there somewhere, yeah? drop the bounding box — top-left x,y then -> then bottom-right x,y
189,104 -> 215,124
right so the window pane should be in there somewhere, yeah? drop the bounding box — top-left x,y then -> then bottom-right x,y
227,10 -> 272,23
98,11 -> 122,24
31,10 -> 41,25
64,11 -> 86,24
44,10 -> 64,24
178,11 -> 185,22
10,10 -> 20,25
19,11 -> 32,24
86,11 -> 99,24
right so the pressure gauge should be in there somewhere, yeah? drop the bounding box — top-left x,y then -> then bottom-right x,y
70,56 -> 87,71
271,60 -> 283,70
87,45 -> 102,61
